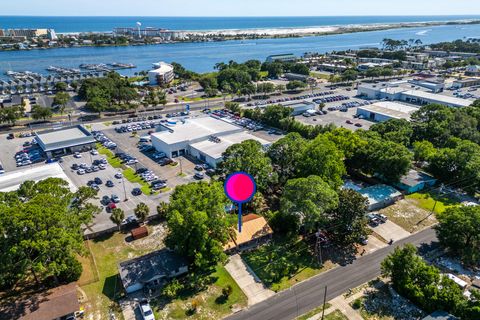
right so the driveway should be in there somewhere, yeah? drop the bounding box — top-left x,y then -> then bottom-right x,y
370,220 -> 411,242
225,254 -> 275,306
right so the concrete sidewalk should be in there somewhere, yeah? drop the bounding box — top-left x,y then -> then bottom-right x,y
225,254 -> 275,306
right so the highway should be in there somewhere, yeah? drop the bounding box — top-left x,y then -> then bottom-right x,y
225,227 -> 437,320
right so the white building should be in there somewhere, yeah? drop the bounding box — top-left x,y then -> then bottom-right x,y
356,101 -> 418,122
357,83 -> 472,108
151,117 -> 270,167
148,62 -> 174,86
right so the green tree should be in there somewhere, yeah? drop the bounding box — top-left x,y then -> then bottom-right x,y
134,202 -> 150,223
110,208 -> 125,231
0,105 -> 24,126
54,81 -> 67,91
165,181 -> 231,269
435,205 -> 480,266
31,105 -> 53,121
219,140 -> 276,192
299,135 -> 346,189
328,189 -> 369,247
0,178 -> 97,288
280,175 -> 339,233
286,80 -> 307,91
413,140 -> 436,162
261,104 -> 292,127
268,132 -> 307,184
370,119 -> 413,146
156,201 -> 169,220
53,91 -> 70,114
341,69 -> 358,83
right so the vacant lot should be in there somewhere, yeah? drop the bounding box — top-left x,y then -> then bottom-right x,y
242,236 -> 335,292
379,198 -> 438,233
350,280 -> 425,320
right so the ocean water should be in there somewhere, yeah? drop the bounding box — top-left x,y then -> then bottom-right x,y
1,20 -> 480,79
1,15 -> 480,33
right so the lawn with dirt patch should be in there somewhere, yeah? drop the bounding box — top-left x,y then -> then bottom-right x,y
296,303 -> 332,320
379,198 -> 438,233
154,265 -> 247,319
242,236 -> 335,292
80,223 -> 166,320
324,310 -> 349,320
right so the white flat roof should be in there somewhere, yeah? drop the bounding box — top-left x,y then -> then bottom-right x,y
149,62 -> 173,75
37,127 -> 88,145
0,163 -> 77,193
190,132 -> 270,160
359,101 -> 418,120
151,117 -> 241,145
402,90 -> 472,107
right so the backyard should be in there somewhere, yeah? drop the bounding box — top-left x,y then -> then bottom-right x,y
242,236 -> 335,292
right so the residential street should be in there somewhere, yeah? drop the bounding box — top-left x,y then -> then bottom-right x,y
225,227 -> 437,320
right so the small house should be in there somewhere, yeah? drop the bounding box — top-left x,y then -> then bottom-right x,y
359,184 -> 403,211
396,169 -> 437,194
224,214 -> 273,253
118,249 -> 188,294
0,282 -> 80,320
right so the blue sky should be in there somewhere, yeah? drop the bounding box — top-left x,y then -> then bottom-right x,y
2,0 -> 480,16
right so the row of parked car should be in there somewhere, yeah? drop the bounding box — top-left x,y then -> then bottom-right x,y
15,148 -> 44,167
115,152 -> 139,166
245,90 -> 337,107
114,121 -> 158,134
73,159 -> 108,175
93,131 -> 117,149
211,109 -> 265,132
136,167 -> 168,190
313,95 -> 350,104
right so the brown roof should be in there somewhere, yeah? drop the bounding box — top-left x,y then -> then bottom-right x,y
224,214 -> 273,250
131,225 -> 148,238
2,283 -> 79,320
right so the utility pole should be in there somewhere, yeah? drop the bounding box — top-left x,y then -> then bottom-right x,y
122,175 -> 128,202
321,286 -> 328,320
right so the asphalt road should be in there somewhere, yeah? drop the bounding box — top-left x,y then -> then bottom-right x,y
225,227 -> 437,320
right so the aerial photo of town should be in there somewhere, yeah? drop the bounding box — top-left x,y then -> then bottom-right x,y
0,1 -> 480,320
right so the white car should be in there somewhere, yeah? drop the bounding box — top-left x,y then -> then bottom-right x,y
90,149 -> 99,155
139,301 -> 155,320
77,169 -> 85,175
73,152 -> 82,158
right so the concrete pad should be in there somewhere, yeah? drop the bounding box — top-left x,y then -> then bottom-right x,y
364,235 -> 387,254
225,254 -> 275,306
370,220 -> 410,242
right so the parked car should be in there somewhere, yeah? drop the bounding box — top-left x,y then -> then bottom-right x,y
94,177 -> 103,185
111,194 -> 120,203
194,172 -> 204,180
90,149 -> 99,155
77,169 -> 85,175
139,300 -> 155,320
101,195 -> 111,205
114,172 -> 123,179
74,152 -> 82,158
132,188 -> 142,196
194,165 -> 204,171
106,202 -> 116,213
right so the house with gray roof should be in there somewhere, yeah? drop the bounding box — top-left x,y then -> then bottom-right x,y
118,249 -> 188,294
35,125 -> 96,159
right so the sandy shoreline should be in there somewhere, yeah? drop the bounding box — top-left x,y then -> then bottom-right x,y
184,20 -> 480,37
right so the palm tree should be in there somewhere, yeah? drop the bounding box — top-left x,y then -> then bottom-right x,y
134,202 -> 150,223
156,201 -> 169,220
110,208 -> 125,231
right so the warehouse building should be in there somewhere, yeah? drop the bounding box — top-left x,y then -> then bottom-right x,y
451,78 -> 480,89
151,117 -> 270,167
356,101 -> 418,122
282,101 -> 316,116
35,125 -> 96,159
357,83 -> 472,108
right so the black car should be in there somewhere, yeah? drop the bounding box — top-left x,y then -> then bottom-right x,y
136,167 -> 148,174
101,195 -> 111,205
132,188 -> 142,196
94,177 -> 103,185
71,163 -> 79,170
106,180 -> 114,187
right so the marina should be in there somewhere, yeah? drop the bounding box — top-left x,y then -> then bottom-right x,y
2,23 -> 480,80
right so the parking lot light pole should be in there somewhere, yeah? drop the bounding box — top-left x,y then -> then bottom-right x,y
122,175 -> 128,202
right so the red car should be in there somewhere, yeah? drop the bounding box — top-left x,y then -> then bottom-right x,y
106,202 -> 117,213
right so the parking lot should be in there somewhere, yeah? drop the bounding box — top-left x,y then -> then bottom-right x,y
0,132 -> 46,173
60,151 -> 166,234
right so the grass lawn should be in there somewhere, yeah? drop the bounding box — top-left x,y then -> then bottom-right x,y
152,265 -> 247,319
406,191 -> 459,214
80,227 -> 165,320
296,303 -> 332,320
97,144 -> 125,169
242,236 -> 334,292
122,168 -> 156,195
324,310 -> 349,320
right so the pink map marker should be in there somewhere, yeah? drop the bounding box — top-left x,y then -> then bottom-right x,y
224,172 -> 257,232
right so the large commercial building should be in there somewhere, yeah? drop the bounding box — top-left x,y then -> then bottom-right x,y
356,101 -> 418,122
266,53 -> 297,63
35,125 -> 96,159
357,83 -> 472,108
151,117 -> 270,168
148,62 -> 174,86
113,27 -> 186,40
0,28 -> 49,38
451,78 -> 480,89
